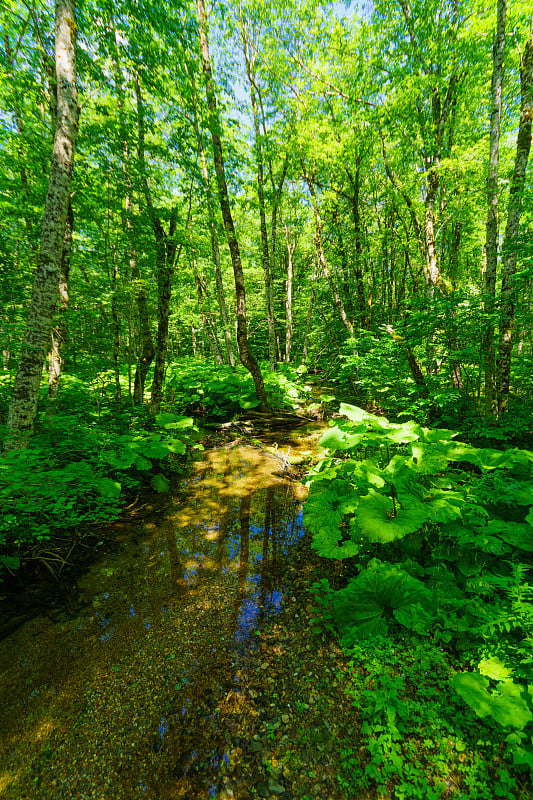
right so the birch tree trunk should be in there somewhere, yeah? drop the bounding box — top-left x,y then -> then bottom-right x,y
196,0 -> 269,411
4,0 -> 78,451
48,198 -> 73,400
496,19 -> 533,414
483,0 -> 506,418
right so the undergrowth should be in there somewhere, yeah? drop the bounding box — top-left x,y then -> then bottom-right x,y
165,359 -> 311,416
306,404 -> 533,798
0,374 -> 200,581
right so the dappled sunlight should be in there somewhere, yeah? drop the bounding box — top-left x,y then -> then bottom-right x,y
0,433 -> 313,799
0,770 -> 20,794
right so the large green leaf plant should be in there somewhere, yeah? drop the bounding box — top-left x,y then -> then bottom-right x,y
305,404 -> 533,642
305,403 -> 533,769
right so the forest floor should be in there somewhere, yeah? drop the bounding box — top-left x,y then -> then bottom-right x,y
0,425 -> 368,800
154,536 -> 363,800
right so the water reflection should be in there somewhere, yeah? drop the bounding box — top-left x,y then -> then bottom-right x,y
0,431 -> 322,800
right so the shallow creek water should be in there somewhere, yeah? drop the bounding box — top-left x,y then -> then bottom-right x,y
0,426 -> 324,800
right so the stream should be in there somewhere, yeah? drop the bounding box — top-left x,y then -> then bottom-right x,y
0,425 -> 328,800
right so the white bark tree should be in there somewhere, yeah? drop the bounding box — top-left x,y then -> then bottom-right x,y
4,0 -> 79,451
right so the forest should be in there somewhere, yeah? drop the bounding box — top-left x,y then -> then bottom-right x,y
1,0 -> 533,797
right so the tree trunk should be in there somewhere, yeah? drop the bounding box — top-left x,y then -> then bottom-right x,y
150,210 -> 179,414
483,0 -> 506,418
111,37 -> 155,404
48,198 -> 72,400
496,19 -> 533,414
4,0 -> 78,451
346,162 -> 368,328
135,72 -> 181,414
243,41 -> 277,371
282,218 -> 295,363
300,257 -> 318,366
386,325 -> 429,398
268,157 -> 288,363
193,260 -> 224,364
111,264 -> 122,404
188,68 -> 236,367
131,237 -> 155,403
196,0 -> 269,411
301,159 -> 354,337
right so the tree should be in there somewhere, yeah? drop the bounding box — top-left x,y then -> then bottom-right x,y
3,0 -> 79,451
483,0 -> 506,419
496,17 -> 533,415
196,0 -> 269,410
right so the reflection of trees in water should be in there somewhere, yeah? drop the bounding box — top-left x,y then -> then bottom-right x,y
175,483 -> 303,797
229,494 -> 251,637
165,527 -> 186,598
160,478 -> 302,615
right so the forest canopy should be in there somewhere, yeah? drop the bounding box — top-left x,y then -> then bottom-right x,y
0,0 -> 532,440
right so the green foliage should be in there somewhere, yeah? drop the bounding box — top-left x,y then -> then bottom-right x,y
333,332 -> 408,407
165,359 -> 309,417
0,389 -> 197,579
332,559 -> 433,642
306,404 -> 533,795
453,672 -> 533,730
337,634 -> 522,799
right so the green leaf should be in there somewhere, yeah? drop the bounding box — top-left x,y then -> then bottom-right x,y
489,520 -> 533,551
305,480 -> 362,559
141,441 -> 170,459
155,413 -> 194,430
453,673 -> 533,729
385,420 -> 423,443
96,478 -> 121,498
409,442 -> 451,474
429,490 -> 463,523
319,425 -> 364,451
492,683 -> 533,729
239,393 -> 262,409
512,746 -> 533,769
356,490 -> 428,543
453,673 -> 492,718
479,657 -> 513,681
332,561 -> 432,642
102,450 -> 136,469
151,474 -> 170,493
393,601 -> 432,634
0,554 -> 20,570
167,438 -> 187,455
135,456 -> 152,471
339,403 -> 370,423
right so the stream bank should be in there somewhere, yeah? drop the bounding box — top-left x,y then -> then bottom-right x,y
0,424 -> 361,800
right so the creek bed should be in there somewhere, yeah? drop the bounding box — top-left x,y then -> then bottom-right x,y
0,426 -> 350,800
